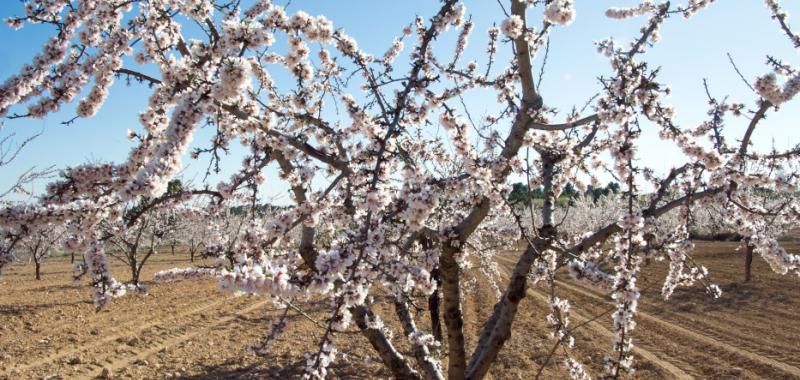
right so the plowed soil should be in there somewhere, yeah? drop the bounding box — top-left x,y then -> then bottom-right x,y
1,241 -> 798,379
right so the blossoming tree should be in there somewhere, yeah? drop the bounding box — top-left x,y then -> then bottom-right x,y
1,0 -> 800,379
99,200 -> 174,289
178,209 -> 211,263
19,223 -> 65,280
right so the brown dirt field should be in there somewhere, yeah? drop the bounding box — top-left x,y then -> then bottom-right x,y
495,240 -> 800,380
0,241 -> 798,379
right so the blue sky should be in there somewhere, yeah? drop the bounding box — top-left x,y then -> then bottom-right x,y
0,1 -> 798,204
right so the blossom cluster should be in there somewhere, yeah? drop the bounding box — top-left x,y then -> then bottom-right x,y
544,0 -> 576,26
153,267 -> 217,283
754,73 -> 800,105
501,15 -> 524,39
605,2 -> 657,20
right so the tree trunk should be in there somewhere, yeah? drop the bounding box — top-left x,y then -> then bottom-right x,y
353,305 -> 423,380
70,251 -> 75,264
466,238 -> 549,380
35,260 -> 41,280
440,246 -> 466,380
171,242 -> 175,255
131,256 -> 139,285
428,268 -> 443,342
395,299 -> 445,380
744,243 -> 754,282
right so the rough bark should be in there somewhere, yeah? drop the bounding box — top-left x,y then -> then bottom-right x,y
394,300 -> 445,380
440,244 -> 466,380
465,239 -> 548,379
353,305 -> 422,380
428,268 -> 443,343
744,243 -> 754,282
274,151 -> 318,266
130,257 -> 140,285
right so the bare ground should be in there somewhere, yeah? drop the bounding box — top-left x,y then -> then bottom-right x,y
0,241 -> 798,379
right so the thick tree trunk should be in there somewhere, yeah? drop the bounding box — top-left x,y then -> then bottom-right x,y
744,243 -> 754,282
428,268 -> 443,342
130,257 -> 139,285
440,245 -> 466,380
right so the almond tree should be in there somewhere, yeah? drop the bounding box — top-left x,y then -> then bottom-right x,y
200,206 -> 250,265
0,130 -> 54,272
537,187 -> 798,284
1,1 -> 800,379
100,199 -> 179,289
20,224 -> 65,280
667,184 -> 798,282
181,211 -> 210,263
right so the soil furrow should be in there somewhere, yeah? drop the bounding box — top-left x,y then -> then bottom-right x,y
494,259 -> 695,379
554,275 -> 800,378
2,295 -> 233,376
82,299 -> 271,379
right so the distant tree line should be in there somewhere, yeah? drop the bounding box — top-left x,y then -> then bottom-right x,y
508,181 -> 621,206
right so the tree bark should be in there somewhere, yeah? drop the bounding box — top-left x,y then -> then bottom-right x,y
353,305 -> 422,380
465,239 -> 548,379
130,256 -> 139,285
394,300 -> 445,380
744,243 -> 754,282
440,245 -> 466,380
428,268 -> 443,342
435,0 -> 545,372
35,260 -> 41,280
